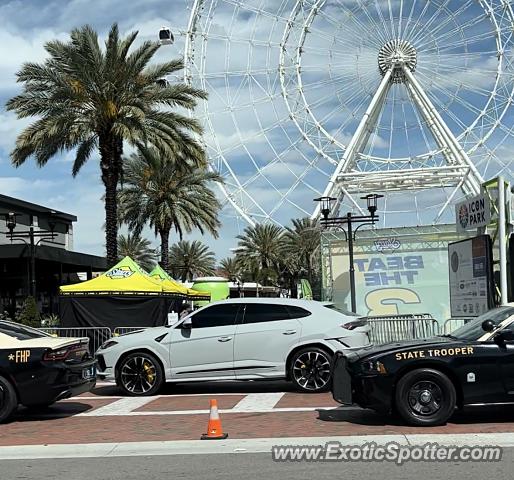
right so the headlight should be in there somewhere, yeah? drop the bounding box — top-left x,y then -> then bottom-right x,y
99,340 -> 118,350
361,360 -> 387,374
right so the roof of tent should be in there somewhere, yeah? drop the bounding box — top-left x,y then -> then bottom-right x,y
60,257 -> 184,296
149,264 -> 210,300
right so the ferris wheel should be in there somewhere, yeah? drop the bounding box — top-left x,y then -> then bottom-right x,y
183,0 -> 514,227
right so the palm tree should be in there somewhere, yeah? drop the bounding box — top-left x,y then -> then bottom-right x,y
119,145 -> 221,271
236,223 -> 285,286
117,233 -> 157,271
219,257 -> 241,282
284,218 -> 321,283
6,23 -> 207,266
169,240 -> 216,282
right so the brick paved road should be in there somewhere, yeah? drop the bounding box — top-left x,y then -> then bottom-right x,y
3,381 -> 514,446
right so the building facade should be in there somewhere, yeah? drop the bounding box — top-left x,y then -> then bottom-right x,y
0,194 -> 106,317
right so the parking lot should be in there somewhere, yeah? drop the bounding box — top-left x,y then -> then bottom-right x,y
4,380 -> 514,448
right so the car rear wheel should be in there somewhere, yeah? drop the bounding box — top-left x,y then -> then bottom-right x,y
395,368 -> 456,426
0,376 -> 17,423
290,347 -> 332,393
116,352 -> 164,396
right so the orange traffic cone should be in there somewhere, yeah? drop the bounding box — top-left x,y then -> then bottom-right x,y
201,399 -> 228,440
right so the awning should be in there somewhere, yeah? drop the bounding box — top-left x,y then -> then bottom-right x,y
149,264 -> 210,300
60,256 -> 181,296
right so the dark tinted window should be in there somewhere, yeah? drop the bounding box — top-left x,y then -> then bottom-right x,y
451,307 -> 514,340
190,304 -> 239,328
286,306 -> 312,319
244,304 -> 291,324
0,322 -> 46,340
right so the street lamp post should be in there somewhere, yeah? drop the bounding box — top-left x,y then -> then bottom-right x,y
314,194 -> 383,313
2,212 -> 57,299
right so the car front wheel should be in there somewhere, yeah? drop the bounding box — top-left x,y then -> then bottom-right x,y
116,352 -> 164,396
289,347 -> 333,393
395,368 -> 456,426
0,376 -> 17,423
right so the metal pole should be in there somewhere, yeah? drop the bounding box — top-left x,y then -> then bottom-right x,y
498,176 -> 508,305
347,213 -> 356,313
29,223 -> 36,299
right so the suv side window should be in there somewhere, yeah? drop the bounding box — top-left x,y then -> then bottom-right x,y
286,306 -> 311,319
243,304 -> 291,324
190,304 -> 240,328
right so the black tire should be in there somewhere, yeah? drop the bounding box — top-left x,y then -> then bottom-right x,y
289,347 -> 333,393
395,368 -> 456,426
0,376 -> 17,423
116,351 -> 164,396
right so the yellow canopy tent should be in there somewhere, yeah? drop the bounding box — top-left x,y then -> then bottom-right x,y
59,257 -> 190,329
149,264 -> 210,301
60,256 -> 169,295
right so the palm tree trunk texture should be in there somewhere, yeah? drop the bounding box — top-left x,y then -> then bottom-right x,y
100,134 -> 120,266
159,227 -> 171,272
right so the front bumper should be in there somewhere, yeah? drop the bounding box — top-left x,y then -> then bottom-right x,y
95,353 -> 116,381
331,352 -> 393,413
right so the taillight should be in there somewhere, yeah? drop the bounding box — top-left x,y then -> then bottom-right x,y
43,344 -> 87,361
342,319 -> 368,330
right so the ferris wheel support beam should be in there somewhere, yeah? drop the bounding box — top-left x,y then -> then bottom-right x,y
402,66 -> 484,195
312,68 -> 394,219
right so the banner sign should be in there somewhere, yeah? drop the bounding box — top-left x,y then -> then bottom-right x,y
327,230 -> 462,322
455,193 -> 491,233
448,235 -> 494,318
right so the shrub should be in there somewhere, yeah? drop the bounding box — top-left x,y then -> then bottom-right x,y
16,296 -> 41,328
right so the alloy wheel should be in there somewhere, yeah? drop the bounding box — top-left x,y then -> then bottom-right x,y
120,356 -> 157,394
292,350 -> 331,391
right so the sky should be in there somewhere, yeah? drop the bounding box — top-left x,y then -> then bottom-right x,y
0,0 -> 513,261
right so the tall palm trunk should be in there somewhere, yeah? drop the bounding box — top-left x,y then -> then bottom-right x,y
100,133 -> 120,266
159,226 -> 171,272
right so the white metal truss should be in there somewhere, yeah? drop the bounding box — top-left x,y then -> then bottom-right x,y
312,39 -> 485,219
184,0 -> 514,227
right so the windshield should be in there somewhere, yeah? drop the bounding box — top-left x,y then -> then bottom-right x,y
0,322 -> 47,340
449,307 -> 514,341
323,303 -> 360,317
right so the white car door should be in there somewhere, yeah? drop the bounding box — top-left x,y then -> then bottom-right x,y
233,303 -> 302,378
168,303 -> 240,379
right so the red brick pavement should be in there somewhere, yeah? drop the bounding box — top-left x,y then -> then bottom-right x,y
136,395 -> 246,412
277,392 -> 338,408
3,402 -> 514,446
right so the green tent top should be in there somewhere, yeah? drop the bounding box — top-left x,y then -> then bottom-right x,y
60,256 -> 188,296
149,264 -> 210,300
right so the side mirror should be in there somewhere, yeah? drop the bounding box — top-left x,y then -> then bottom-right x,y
181,317 -> 192,329
482,320 -> 496,332
496,329 -> 514,343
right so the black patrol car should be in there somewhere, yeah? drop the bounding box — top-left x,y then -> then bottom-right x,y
332,305 -> 514,426
0,320 -> 96,422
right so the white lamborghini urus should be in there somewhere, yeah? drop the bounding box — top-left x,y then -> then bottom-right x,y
96,298 -> 371,395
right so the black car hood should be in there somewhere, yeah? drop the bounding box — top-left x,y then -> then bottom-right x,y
352,336 -> 463,360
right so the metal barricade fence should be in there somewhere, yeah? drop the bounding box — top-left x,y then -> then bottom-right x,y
39,327 -> 112,354
367,314 -> 440,345
443,318 -> 469,334
113,326 -> 149,336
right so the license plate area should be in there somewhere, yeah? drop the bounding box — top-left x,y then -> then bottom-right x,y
82,366 -> 95,380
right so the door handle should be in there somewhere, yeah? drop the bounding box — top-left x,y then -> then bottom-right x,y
283,330 -> 297,335
218,336 -> 232,342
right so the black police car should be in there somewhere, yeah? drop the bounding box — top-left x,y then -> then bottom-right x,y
332,305 -> 514,426
0,320 -> 96,422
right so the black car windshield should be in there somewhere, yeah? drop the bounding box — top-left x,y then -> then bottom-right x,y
0,322 -> 47,340
449,307 -> 514,341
